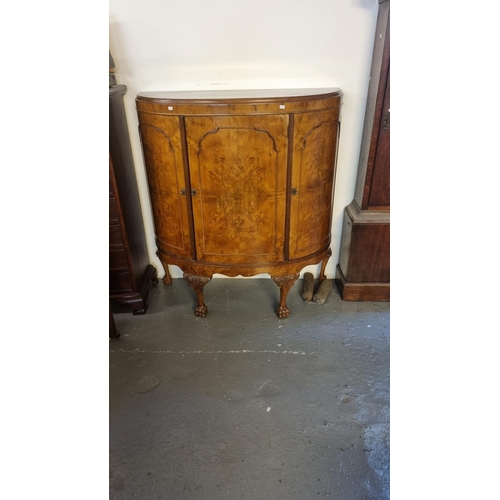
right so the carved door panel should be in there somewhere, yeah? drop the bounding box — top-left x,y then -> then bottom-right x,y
289,109 -> 340,260
138,115 -> 192,258
185,115 -> 289,264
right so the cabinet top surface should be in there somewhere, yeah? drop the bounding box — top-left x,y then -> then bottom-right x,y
137,88 -> 341,103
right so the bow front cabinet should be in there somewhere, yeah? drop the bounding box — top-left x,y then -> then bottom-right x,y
136,89 -> 342,318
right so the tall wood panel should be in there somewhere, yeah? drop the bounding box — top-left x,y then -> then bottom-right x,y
109,84 -> 157,313
335,0 -> 390,301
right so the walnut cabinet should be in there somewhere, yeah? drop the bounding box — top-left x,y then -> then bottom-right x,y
136,89 -> 342,318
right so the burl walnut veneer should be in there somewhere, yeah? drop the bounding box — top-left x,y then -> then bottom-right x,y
136,88 -> 342,318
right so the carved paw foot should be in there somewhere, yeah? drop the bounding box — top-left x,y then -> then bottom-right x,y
276,306 -> 290,319
195,305 -> 208,318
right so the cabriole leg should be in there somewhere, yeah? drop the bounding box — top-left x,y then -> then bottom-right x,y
157,254 -> 172,285
271,273 -> 300,319
183,274 -> 212,317
319,248 -> 332,282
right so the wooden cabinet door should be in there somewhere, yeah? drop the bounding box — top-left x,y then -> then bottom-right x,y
185,115 -> 289,264
289,109 -> 340,260
138,115 -> 192,258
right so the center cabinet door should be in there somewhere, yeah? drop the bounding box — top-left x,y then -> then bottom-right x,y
185,115 -> 289,264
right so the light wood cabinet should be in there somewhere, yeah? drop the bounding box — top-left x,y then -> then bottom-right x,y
136,89 -> 342,318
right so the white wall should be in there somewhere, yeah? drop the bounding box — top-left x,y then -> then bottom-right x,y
109,0 -> 379,279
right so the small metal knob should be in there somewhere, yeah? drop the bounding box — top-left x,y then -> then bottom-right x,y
291,188 -> 298,195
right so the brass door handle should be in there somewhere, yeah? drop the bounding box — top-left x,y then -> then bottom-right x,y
181,188 -> 197,196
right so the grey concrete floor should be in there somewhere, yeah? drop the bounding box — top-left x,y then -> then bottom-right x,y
110,278 -> 390,499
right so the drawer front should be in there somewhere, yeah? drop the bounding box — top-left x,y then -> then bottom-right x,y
109,198 -> 119,223
136,91 -> 342,116
109,270 -> 132,293
109,248 -> 129,271
109,224 -> 125,247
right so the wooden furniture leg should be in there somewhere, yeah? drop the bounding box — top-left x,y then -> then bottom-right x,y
271,273 -> 300,319
109,303 -> 120,340
158,253 -> 172,285
116,293 -> 147,315
183,274 -> 212,317
319,248 -> 332,282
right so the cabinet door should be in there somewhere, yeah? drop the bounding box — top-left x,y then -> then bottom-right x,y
289,109 -> 340,260
138,115 -> 192,258
185,115 -> 288,264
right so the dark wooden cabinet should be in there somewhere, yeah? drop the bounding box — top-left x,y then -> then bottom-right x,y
109,84 -> 157,314
136,89 -> 342,318
335,0 -> 390,301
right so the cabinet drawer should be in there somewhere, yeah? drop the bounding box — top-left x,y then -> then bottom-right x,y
109,198 -> 119,223
109,270 -> 132,293
109,248 -> 129,270
109,224 -> 125,247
